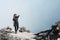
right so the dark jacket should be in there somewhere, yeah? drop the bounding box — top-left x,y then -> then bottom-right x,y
13,16 -> 19,24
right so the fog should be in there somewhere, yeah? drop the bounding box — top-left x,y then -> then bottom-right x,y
0,0 -> 60,33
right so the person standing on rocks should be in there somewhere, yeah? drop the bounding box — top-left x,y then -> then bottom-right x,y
13,13 -> 20,34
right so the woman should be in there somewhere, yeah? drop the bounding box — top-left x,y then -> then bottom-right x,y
13,14 -> 20,34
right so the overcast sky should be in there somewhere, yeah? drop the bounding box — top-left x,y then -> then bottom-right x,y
0,0 -> 60,33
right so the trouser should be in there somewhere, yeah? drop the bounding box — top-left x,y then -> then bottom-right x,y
14,23 -> 19,33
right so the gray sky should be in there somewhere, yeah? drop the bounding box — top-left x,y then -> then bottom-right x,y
0,0 -> 60,33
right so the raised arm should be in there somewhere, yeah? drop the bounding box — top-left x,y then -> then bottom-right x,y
15,15 -> 20,18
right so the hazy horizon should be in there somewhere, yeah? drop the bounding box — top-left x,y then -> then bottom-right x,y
0,0 -> 60,33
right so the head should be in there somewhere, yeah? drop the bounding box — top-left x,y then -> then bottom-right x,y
13,14 -> 17,17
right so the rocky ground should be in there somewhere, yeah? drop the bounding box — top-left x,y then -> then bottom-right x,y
0,27 -> 36,40
0,27 -> 60,40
